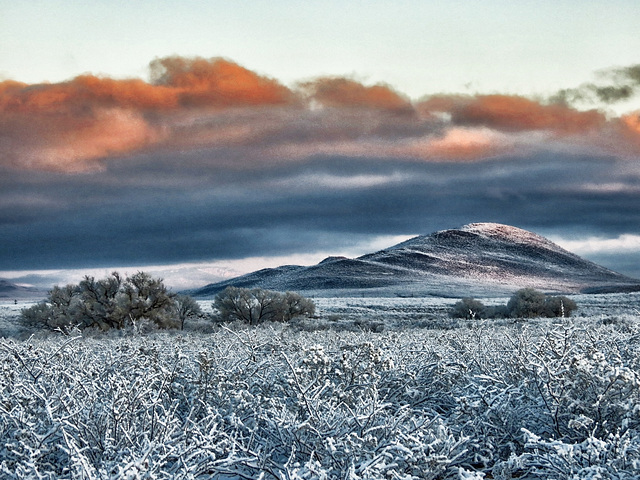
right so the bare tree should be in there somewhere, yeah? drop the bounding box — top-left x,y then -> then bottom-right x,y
120,272 -> 178,328
213,287 -> 315,325
175,294 -> 203,330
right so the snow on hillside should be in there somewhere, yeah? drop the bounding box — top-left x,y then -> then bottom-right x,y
192,223 -> 640,298
461,222 -> 570,253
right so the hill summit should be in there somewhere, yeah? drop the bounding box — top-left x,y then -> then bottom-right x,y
192,223 -> 639,297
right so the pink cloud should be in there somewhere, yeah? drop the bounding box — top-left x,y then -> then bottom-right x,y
1,57 -> 639,173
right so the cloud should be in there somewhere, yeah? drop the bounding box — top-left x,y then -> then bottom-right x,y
267,172 -> 410,191
553,234 -> 640,255
0,107 -> 158,172
419,94 -> 606,134
299,76 -> 413,112
1,148 -> 638,268
2,58 -> 640,286
0,56 -> 297,171
399,127 -> 514,160
553,64 -> 640,105
149,56 -> 296,107
419,93 -> 640,158
2,56 -> 640,173
1,57 -> 294,114
619,112 -> 640,147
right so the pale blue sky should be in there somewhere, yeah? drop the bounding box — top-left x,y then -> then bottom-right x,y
2,0 -> 639,99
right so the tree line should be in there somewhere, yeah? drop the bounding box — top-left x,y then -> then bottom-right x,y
21,272 -> 578,333
21,272 -> 315,332
450,288 -> 578,320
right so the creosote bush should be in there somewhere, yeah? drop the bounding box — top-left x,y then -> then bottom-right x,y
21,272 -> 202,332
213,286 -> 315,324
450,288 -> 577,319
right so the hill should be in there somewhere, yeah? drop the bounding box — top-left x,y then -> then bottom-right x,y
0,279 -> 42,300
192,223 -> 640,297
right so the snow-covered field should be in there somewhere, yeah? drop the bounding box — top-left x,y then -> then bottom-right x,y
0,294 -> 639,478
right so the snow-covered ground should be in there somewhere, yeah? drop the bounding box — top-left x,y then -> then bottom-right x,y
1,294 -> 639,478
3,292 -> 640,337
312,292 -> 640,326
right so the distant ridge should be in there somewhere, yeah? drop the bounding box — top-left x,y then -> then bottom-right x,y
192,223 -> 640,298
0,279 -> 42,300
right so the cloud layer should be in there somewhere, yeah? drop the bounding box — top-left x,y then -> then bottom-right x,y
1,56 -> 639,173
1,57 -> 640,283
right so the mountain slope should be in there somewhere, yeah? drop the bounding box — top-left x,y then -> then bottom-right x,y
192,223 -> 640,297
0,279 -> 42,299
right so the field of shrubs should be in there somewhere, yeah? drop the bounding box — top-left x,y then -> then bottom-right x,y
0,288 -> 639,479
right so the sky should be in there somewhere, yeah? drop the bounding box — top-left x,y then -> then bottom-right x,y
1,0 -> 639,290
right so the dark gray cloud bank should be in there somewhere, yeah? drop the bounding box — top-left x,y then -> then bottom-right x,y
1,151 -> 639,281
1,57 -> 639,287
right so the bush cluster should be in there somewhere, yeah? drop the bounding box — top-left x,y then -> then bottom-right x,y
21,272 -> 202,332
450,288 -> 577,319
1,318 -> 638,478
213,286 -> 315,324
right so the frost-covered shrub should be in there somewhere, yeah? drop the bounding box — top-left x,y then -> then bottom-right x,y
213,287 -> 315,324
507,288 -> 547,317
450,298 -> 486,319
20,272 -> 192,331
506,289 -> 578,318
0,312 -> 638,479
494,428 -> 640,479
450,291 -> 575,320
543,295 -> 577,317
484,304 -> 510,319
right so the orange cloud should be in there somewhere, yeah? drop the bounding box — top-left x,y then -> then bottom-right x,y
0,76 -> 178,114
612,112 -> 640,154
1,57 -> 639,173
403,127 -> 513,160
420,94 -> 606,134
150,56 -> 296,107
300,77 -> 413,113
0,57 -> 297,171
0,108 -> 157,172
620,112 -> 640,137
1,57 -> 294,116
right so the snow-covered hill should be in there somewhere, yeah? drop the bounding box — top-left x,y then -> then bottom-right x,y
192,223 -> 640,297
0,279 -> 42,300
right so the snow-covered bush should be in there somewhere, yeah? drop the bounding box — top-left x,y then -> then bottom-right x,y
20,272 -> 194,332
507,288 -> 577,318
213,287 -> 315,324
450,298 -> 486,319
0,304 -> 638,479
451,290 -> 578,320
543,294 -> 577,317
507,287 -> 547,317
